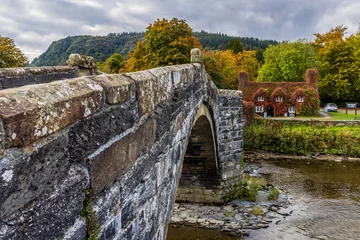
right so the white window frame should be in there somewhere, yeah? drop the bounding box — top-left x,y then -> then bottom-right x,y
255,106 -> 264,113
296,96 -> 303,102
288,106 -> 295,113
275,96 -> 283,102
257,96 -> 264,102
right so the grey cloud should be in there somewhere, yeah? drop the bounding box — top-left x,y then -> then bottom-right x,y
0,0 -> 359,61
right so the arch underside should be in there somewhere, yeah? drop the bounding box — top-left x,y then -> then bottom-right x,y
176,103 -> 222,203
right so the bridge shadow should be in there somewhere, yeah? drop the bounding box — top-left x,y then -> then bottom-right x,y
176,104 -> 222,203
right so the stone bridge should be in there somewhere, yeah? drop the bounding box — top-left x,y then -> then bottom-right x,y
0,50 -> 244,240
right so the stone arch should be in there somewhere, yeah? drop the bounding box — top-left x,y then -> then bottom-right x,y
176,103 -> 221,203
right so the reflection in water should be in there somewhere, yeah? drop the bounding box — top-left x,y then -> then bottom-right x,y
167,225 -> 242,240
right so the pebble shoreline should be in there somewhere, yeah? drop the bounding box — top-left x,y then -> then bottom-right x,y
170,161 -> 294,237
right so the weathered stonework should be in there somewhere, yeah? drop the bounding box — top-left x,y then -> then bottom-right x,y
0,51 -> 243,240
0,54 -> 100,90
0,77 -> 103,147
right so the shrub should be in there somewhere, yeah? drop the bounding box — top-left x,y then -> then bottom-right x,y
268,188 -> 280,201
252,205 -> 264,216
224,175 -> 265,202
244,120 -> 360,157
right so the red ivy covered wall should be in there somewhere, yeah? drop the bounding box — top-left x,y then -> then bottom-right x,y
238,69 -> 320,117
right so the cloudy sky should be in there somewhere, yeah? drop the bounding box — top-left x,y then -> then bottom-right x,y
1,0 -> 359,62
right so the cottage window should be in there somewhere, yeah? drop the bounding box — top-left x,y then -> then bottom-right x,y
255,106 -> 263,113
288,106 -> 295,113
296,96 -> 303,102
258,96 -> 264,102
275,96 -> 283,102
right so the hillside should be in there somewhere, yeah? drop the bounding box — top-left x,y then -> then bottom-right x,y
31,31 -> 278,66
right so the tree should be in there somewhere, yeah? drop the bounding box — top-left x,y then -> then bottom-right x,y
312,25 -> 360,101
122,40 -> 148,72
204,50 -> 239,89
227,38 -> 242,54
258,39 -> 317,82
124,18 -> 200,72
236,50 -> 259,81
0,36 -> 28,68
255,47 -> 264,64
97,53 -> 125,73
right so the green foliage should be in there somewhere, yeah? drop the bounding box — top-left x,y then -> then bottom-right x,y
268,188 -> 280,200
124,18 -> 200,72
0,36 -> 28,68
252,206 -> 264,216
145,18 -> 198,67
255,47 -> 265,64
97,53 -> 125,73
227,38 -> 243,54
224,175 -> 265,202
31,30 -> 279,67
312,25 -> 360,101
244,120 -> 360,157
31,32 -> 143,66
258,39 -> 317,82
194,31 -> 279,51
81,189 -> 100,240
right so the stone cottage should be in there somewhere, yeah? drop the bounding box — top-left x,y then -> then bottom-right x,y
238,69 -> 319,117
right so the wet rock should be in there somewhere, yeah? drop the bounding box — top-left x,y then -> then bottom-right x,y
208,219 -> 225,225
171,217 -> 183,223
277,209 -> 291,216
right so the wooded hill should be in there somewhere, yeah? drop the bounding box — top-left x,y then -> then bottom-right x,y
31,31 -> 278,66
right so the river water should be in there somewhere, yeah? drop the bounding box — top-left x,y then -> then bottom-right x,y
167,158 -> 360,240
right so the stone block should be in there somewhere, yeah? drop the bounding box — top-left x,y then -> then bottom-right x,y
67,54 -> 96,69
0,77 -> 103,147
89,118 -> 156,194
0,164 -> 89,240
92,74 -> 134,105
166,64 -> 195,89
0,131 -> 70,219
126,68 -> 172,116
68,102 -> 137,163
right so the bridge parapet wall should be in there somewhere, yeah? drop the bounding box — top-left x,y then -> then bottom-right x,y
0,54 -> 243,240
0,54 -> 99,90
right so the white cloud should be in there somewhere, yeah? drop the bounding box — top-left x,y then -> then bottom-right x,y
0,0 -> 359,62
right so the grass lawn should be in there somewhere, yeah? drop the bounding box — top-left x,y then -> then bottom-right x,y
327,111 -> 360,120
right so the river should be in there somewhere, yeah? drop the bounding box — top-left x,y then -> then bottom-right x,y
167,158 -> 360,240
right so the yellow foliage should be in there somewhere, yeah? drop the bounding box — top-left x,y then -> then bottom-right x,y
236,50 -> 259,81
203,49 -> 259,89
203,50 -> 239,89
0,36 -> 28,68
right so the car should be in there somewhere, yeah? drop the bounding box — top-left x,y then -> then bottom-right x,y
324,103 -> 338,112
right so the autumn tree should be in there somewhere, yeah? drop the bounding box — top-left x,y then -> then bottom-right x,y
204,50 -> 239,89
97,53 -> 125,73
122,40 -> 148,72
0,36 -> 28,68
123,18 -> 200,72
258,39 -> 317,82
312,25 -> 360,101
236,50 -> 259,81
227,38 -> 243,54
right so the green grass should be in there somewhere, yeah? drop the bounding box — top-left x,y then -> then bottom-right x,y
224,175 -> 266,202
252,206 -> 264,216
244,120 -> 360,157
327,111 -> 360,120
268,188 -> 280,201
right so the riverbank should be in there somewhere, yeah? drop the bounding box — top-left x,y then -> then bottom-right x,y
244,151 -> 360,162
167,162 -> 294,239
167,157 -> 360,240
244,120 -> 360,157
